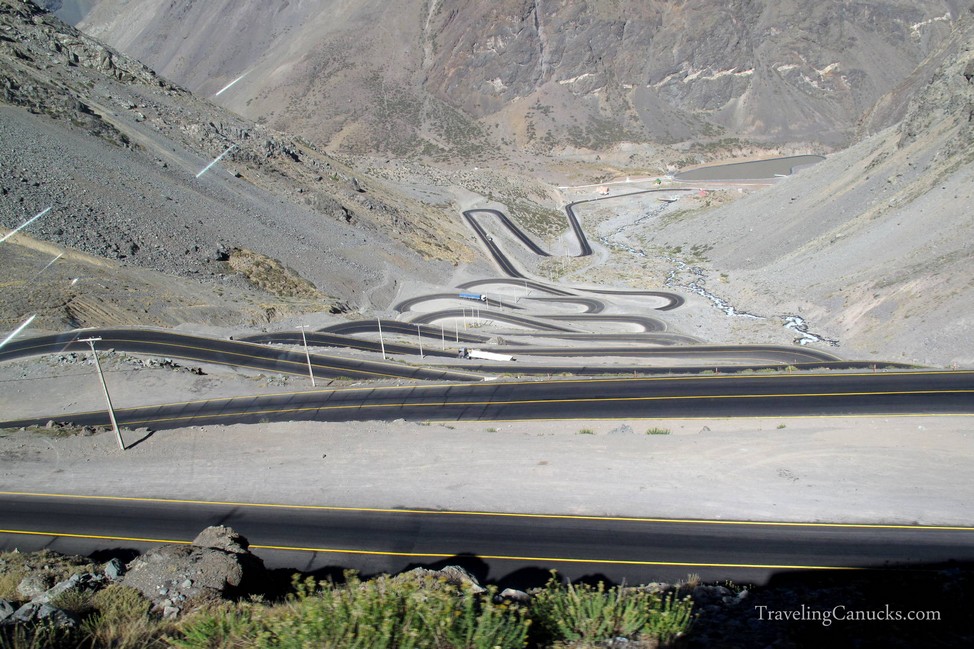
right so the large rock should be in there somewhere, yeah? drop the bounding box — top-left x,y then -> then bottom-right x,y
192,525 -> 251,554
33,572 -> 105,604
7,602 -> 78,629
121,526 -> 265,614
16,573 -> 52,600
398,565 -> 486,594
0,599 -> 14,623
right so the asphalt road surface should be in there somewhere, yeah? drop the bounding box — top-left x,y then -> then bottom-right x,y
1,492 -> 971,586
2,371 -> 971,431
0,328 -> 483,382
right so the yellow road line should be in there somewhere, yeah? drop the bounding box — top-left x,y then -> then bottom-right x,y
0,528 -> 862,571
2,491 -> 971,531
109,387 -> 974,428
1,335 -> 481,382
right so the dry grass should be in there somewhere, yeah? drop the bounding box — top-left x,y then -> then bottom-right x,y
226,248 -> 322,300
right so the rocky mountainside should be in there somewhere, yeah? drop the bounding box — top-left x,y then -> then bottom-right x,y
640,11 -> 974,366
71,0 -> 967,157
0,0 -> 476,332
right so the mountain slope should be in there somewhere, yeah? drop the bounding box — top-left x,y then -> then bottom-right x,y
639,13 -> 974,366
73,0 -> 965,156
0,0 -> 474,332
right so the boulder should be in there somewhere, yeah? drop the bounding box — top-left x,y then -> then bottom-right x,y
0,599 -> 14,623
399,565 -> 486,594
121,526 -> 265,612
497,587 -> 531,603
32,572 -> 104,605
103,558 -> 125,580
16,573 -> 52,600
8,602 -> 78,629
192,525 -> 250,554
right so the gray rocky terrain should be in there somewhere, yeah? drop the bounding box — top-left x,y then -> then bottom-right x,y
0,0 -> 484,333
73,0 -> 965,156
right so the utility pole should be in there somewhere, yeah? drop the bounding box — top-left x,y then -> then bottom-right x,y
440,324 -> 445,351
79,337 -> 123,451
297,325 -> 316,387
376,318 -> 386,360
416,323 -> 424,358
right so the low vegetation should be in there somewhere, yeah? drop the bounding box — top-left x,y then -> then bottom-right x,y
0,567 -> 694,649
225,248 -> 322,300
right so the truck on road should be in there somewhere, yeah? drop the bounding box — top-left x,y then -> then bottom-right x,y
458,347 -> 516,362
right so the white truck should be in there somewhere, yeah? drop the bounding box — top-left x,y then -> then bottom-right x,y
458,347 -> 516,362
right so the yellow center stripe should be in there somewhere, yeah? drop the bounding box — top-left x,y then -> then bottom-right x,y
2,491 -> 972,531
0,528 -> 863,571
107,387 -> 974,428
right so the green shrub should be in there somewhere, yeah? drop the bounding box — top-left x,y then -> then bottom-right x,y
646,427 -> 671,435
175,573 -> 529,649
49,588 -> 93,615
172,604 -> 262,649
0,624 -> 74,649
531,577 -> 692,645
0,572 -> 22,601
90,584 -> 152,625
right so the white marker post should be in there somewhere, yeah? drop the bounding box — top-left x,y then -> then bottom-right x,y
36,253 -> 63,278
0,207 -> 51,244
79,337 -> 124,451
376,318 -> 386,360
215,71 -> 249,97
0,314 -> 36,351
297,325 -> 316,387
196,145 -> 237,178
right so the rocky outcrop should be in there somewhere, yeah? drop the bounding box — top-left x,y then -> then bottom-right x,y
120,525 -> 266,617
0,528 -> 263,627
1,559 -> 122,630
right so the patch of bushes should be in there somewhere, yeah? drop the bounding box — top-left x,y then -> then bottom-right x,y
175,573 -> 530,649
531,577 -> 692,646
1,567 -> 693,648
226,248 -> 322,300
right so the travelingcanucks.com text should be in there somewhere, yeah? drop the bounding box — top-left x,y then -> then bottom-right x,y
754,604 -> 941,627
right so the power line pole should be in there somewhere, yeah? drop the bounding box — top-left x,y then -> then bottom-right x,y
297,325 -> 316,387
416,323 -> 424,358
376,318 -> 386,359
79,337 -> 123,451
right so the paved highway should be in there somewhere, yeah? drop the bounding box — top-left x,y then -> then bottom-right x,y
0,492 -> 971,585
0,328 -> 482,382
2,371 -> 971,431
